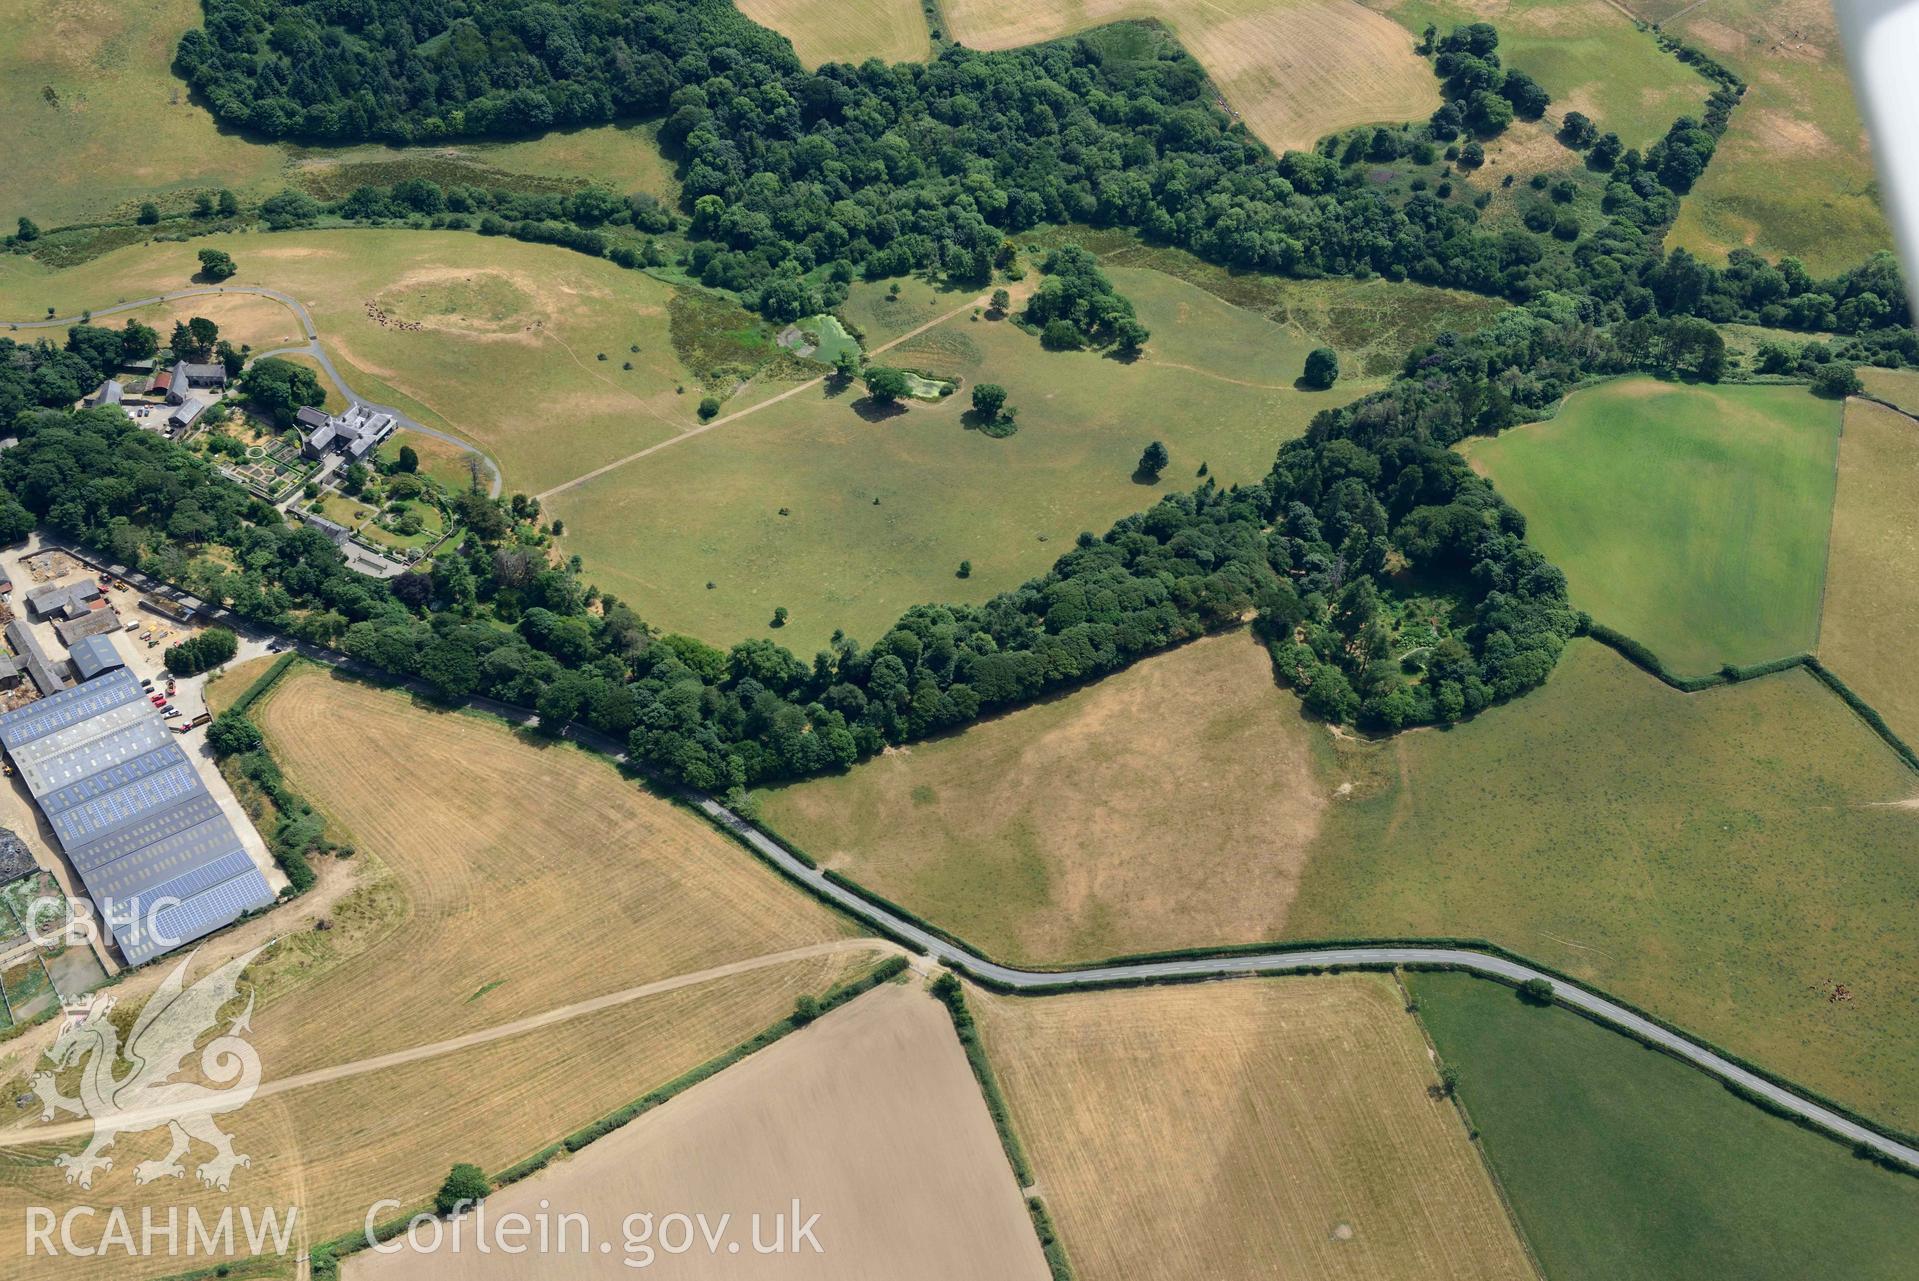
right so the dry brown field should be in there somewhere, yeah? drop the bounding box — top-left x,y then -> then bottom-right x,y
972,975 -> 1536,1281
204,654 -> 282,716
1818,397 -> 1919,754
349,981 -> 1048,1279
940,0 -> 1438,153
762,632 -> 1347,964
0,666 -> 881,1278
736,0 -> 932,67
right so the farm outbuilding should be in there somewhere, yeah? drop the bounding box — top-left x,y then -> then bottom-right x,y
0,667 -> 274,965
66,632 -> 125,682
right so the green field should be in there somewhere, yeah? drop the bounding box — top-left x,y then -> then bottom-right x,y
1411,971 -> 1919,1281
1292,640 -> 1919,1131
550,263 -> 1469,651
1462,377 -> 1841,675
1663,0 -> 1892,274
1371,0 -> 1711,149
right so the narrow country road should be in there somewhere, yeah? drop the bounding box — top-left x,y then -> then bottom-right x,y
3,286 -> 504,498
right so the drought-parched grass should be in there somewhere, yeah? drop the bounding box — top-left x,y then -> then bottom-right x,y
1818,396 -> 1919,750
1371,0 -> 1711,149
1461,376 -> 1841,675
353,984 -> 1050,1281
1411,971 -> 1919,1281
1663,0 -> 1892,274
551,266 -> 1400,650
736,0 -> 932,67
973,975 -> 1535,1281
0,230 -> 707,493
942,0 -> 1439,154
0,665 -> 878,1279
287,122 -> 681,207
762,633 -> 1345,964
1291,640 -> 1919,1132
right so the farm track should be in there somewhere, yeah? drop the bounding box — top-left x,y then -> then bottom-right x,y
2,287 -> 504,498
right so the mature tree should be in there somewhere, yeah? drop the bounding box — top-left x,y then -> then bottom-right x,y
193,192 -> 216,217
970,383 -> 1007,420
393,444 -> 419,473
863,366 -> 911,403
1136,440 -> 1169,480
164,627 -> 238,675
1113,317 -> 1150,356
120,319 -> 159,363
771,605 -> 789,628
833,348 -> 859,384
1466,89 -> 1514,135
238,357 -> 325,425
1558,110 -> 1598,149
137,202 -> 160,225
216,189 -> 240,217
1517,978 -> 1555,1006
989,288 -> 1011,314
1812,362 -> 1863,398
1302,348 -> 1340,390
15,217 -> 39,242
206,711 -> 264,758
698,395 -> 720,419
197,248 -> 237,281
435,1164 -> 491,1218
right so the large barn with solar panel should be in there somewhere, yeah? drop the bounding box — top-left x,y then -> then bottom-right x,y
0,666 -> 274,965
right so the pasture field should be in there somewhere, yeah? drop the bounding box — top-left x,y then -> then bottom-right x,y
287,123 -> 681,208
1460,377 -> 1841,675
0,231 -> 709,493
761,633 -> 1346,964
1663,0 -> 1892,274
1857,365 -> 1919,415
0,665 -> 879,1277
551,263 -> 1473,651
1411,971 -> 1919,1281
737,0 -> 932,68
1371,0 -> 1710,149
940,0 -> 1439,154
352,982 -> 1049,1280
203,654 -> 283,716
1818,397 -> 1919,750
1290,640 -> 1919,1131
971,975 -> 1535,1281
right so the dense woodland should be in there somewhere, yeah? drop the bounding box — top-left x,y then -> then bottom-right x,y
170,1 -> 1910,341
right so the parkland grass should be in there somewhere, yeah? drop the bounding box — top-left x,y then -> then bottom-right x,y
352,983 -> 1049,1281
1371,0 -> 1711,148
1461,376 -> 1841,675
551,262 -> 1482,651
1663,0 -> 1893,274
736,0 -> 933,68
762,632 -> 1346,964
1411,971 -> 1919,1281
0,666 -> 879,1276
1290,640 -> 1919,1132
0,230 -> 712,493
971,975 -> 1535,1281
940,0 -> 1439,154
1817,397 -> 1919,751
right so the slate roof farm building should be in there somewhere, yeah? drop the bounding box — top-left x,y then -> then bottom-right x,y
166,361 -> 228,404
168,398 -> 210,431
24,580 -> 102,622
0,667 -> 273,965
85,380 -> 122,408
54,606 -> 122,647
6,620 -> 66,697
67,633 -> 124,682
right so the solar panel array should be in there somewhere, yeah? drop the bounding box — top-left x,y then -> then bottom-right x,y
0,666 -> 274,964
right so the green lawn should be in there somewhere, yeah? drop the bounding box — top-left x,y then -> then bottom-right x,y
1291,640 -> 1919,1133
551,265 -> 1429,651
1462,377 -> 1841,675
1411,971 -> 1919,1281
1373,0 -> 1711,149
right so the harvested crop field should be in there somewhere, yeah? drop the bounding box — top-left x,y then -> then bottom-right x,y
0,665 -> 879,1276
941,0 -> 1438,154
1818,397 -> 1919,752
972,975 -> 1535,1281
1291,640 -> 1919,1132
351,981 -> 1047,1279
737,0 -> 931,67
762,633 -> 1345,964
1461,377 -> 1841,676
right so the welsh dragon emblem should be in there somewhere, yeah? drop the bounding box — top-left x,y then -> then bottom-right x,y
32,947 -> 265,1190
